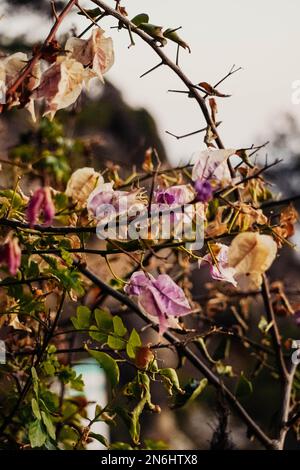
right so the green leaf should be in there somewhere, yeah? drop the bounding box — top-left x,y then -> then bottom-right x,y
29,419 -> 47,448
159,368 -> 184,396
27,260 -> 40,278
126,329 -> 142,359
131,13 -> 149,27
113,315 -> 127,337
107,335 -> 126,350
129,373 -> 156,445
163,28 -> 191,52
89,432 -> 109,447
43,361 -> 56,376
58,366 -> 84,391
106,315 -> 127,349
89,325 -> 107,343
258,315 -> 272,334
41,411 -> 56,440
89,309 -> 113,343
77,7 -> 102,18
187,378 -> 208,404
87,349 -> 120,388
236,372 -> 253,399
31,398 -> 41,420
43,256 -> 84,296
53,192 -> 69,211
60,248 -> 73,267
215,362 -> 234,377
31,367 -> 39,397
144,439 -> 169,450
95,308 -> 113,331
172,378 -> 208,408
71,306 -> 91,330
94,404 -> 103,422
70,373 -> 84,391
139,23 -> 167,46
109,442 -> 133,450
0,189 -> 24,211
197,338 -> 217,363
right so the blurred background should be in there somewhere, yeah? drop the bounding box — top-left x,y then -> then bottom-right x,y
1,0 -> 300,451
1,0 -> 300,164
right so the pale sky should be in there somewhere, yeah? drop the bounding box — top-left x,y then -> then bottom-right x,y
1,0 -> 300,164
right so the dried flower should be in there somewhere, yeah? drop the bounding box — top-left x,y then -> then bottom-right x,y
65,167 -> 103,207
228,232 -> 277,290
65,28 -> 114,82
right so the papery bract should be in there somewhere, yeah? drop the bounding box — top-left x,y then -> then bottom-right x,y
65,167 -> 103,207
124,271 -> 192,333
199,243 -> 237,286
26,187 -> 55,227
34,57 -> 85,119
228,232 -> 277,290
154,185 -> 195,205
192,149 -> 236,184
0,236 -> 21,276
0,52 -> 40,119
65,28 -> 114,83
87,181 -> 145,223
194,179 -> 213,203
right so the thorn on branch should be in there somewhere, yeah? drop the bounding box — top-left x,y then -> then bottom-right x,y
176,44 -> 180,66
165,122 -> 222,140
166,127 -> 205,141
51,0 -> 59,20
75,2 -> 103,30
140,61 -> 164,78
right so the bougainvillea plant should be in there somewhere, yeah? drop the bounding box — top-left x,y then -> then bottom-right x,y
0,0 -> 300,451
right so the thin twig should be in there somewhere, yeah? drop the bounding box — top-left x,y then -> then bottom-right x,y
261,275 -> 289,382
74,260 -> 276,449
5,0 -> 77,99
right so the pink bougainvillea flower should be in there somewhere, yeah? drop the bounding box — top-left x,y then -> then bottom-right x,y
192,149 -> 236,185
65,28 -> 114,83
194,179 -> 213,203
26,187 -> 55,227
87,181 -> 144,223
0,236 -> 21,276
124,271 -> 192,333
154,185 -> 195,205
199,243 -> 237,286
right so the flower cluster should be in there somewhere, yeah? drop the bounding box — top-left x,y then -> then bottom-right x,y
0,28 -> 114,119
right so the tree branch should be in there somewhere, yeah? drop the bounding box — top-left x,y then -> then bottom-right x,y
0,291 -> 66,437
261,275 -> 289,382
5,0 -> 77,100
89,0 -> 235,174
74,260 -> 276,449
